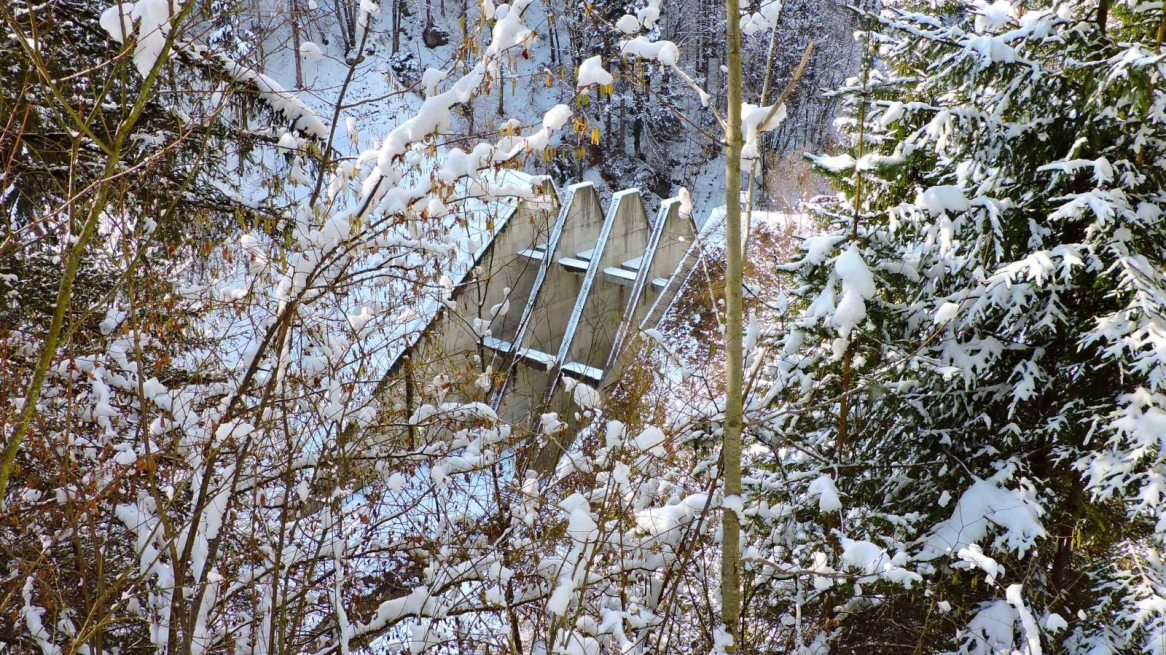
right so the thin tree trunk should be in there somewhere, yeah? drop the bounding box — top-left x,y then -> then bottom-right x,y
744,31 -> 799,246
620,91 -> 627,154
345,0 -> 354,46
498,57 -> 505,115
1051,474 -> 1084,602
720,0 -> 745,648
291,0 -> 304,87
393,0 -> 402,53
548,11 -> 558,65
333,0 -> 352,53
836,46 -> 868,456
1157,3 -> 1166,51
0,0 -> 195,502
345,0 -> 357,50
697,20 -> 704,79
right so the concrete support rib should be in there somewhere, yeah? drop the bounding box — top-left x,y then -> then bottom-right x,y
487,182 -> 593,420
550,188 -> 644,388
384,181 -> 701,478
523,189 -> 649,474
637,213 -> 705,335
601,199 -> 696,388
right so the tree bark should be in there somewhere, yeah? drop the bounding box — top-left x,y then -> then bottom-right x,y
620,90 -> 628,154
347,0 -> 357,47
291,0 -> 304,88
497,57 -> 505,116
720,0 -> 745,648
393,0 -> 402,53
333,0 -> 352,53
548,11 -> 558,65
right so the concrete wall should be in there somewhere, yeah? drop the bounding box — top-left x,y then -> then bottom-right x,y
638,204 -> 696,323
379,182 -> 698,478
522,184 -> 603,358
499,365 -> 551,426
380,192 -> 556,414
637,210 -> 703,334
598,200 -> 697,388
561,190 -> 651,371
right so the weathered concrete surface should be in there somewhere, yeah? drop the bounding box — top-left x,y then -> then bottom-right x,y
384,182 -> 697,477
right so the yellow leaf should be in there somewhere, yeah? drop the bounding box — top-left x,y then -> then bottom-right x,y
590,127 -> 600,145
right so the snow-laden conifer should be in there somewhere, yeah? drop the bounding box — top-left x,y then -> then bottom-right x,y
755,0 -> 1166,651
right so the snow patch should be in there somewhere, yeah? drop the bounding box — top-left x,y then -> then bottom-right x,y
920,475 -> 1046,559
808,475 -> 841,513
833,245 -> 875,338
577,56 -> 614,88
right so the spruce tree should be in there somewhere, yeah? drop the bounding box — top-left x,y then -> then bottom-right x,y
750,1 -> 1166,652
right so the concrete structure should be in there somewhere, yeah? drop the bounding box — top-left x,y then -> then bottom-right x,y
385,182 -> 698,475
